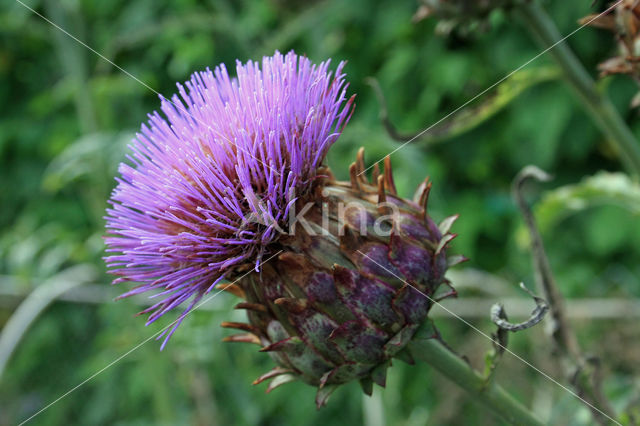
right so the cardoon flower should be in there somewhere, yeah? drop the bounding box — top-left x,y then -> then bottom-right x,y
105,50 -> 459,406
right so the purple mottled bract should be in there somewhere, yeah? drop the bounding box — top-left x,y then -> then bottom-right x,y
105,51 -> 354,348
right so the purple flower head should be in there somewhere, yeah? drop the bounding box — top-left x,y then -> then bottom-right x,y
105,51 -> 354,347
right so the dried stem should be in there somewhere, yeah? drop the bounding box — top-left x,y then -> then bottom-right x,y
513,167 -> 579,357
490,282 -> 549,332
513,165 -> 617,424
485,283 -> 548,387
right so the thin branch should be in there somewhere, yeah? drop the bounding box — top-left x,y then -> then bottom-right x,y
365,69 -> 559,147
365,77 -> 419,142
513,165 -> 617,425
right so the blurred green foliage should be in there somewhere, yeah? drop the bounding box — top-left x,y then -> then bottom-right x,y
1,0 -> 639,425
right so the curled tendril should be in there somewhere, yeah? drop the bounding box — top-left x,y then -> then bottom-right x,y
491,282 -> 549,332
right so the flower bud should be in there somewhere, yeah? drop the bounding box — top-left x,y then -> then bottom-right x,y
223,151 -> 459,407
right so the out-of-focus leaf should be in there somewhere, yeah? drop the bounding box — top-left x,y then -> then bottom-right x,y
42,131 -> 132,193
0,216 -> 90,277
535,172 -> 640,232
370,66 -> 560,145
0,265 -> 97,382
430,66 -> 559,141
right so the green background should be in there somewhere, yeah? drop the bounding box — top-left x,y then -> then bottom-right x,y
1,0 -> 639,424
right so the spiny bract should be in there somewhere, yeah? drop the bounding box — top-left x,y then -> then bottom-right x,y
104,51 -> 461,406
223,151 -> 461,407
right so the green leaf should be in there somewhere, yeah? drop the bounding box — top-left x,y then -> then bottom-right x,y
398,66 -> 561,145
535,172 -> 640,233
42,131 -> 132,193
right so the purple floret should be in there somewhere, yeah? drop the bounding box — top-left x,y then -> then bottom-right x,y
105,51 -> 354,347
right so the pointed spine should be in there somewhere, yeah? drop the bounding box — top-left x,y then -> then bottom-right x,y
447,254 -> 468,268
418,178 -> 432,218
355,147 -> 368,185
235,302 -> 268,313
274,297 -> 308,314
435,233 -> 457,256
377,175 -> 386,204
223,333 -> 262,345
372,163 -> 380,184
266,374 -> 297,393
253,367 -> 295,385
315,384 -> 339,408
383,156 -> 397,195
435,279 -> 458,302
220,321 -> 262,334
259,336 -> 304,353
413,179 -> 427,204
349,163 -> 361,191
371,360 -> 390,387
217,283 -> 246,299
359,377 -> 373,396
438,214 -> 459,235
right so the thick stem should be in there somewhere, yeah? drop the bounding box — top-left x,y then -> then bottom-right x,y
408,338 -> 544,426
515,1 -> 640,177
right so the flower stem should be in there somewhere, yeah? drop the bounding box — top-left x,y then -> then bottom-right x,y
408,338 -> 544,426
514,1 -> 640,177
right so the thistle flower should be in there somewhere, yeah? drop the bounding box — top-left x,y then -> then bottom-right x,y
105,51 -> 460,405
105,51 -> 353,347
